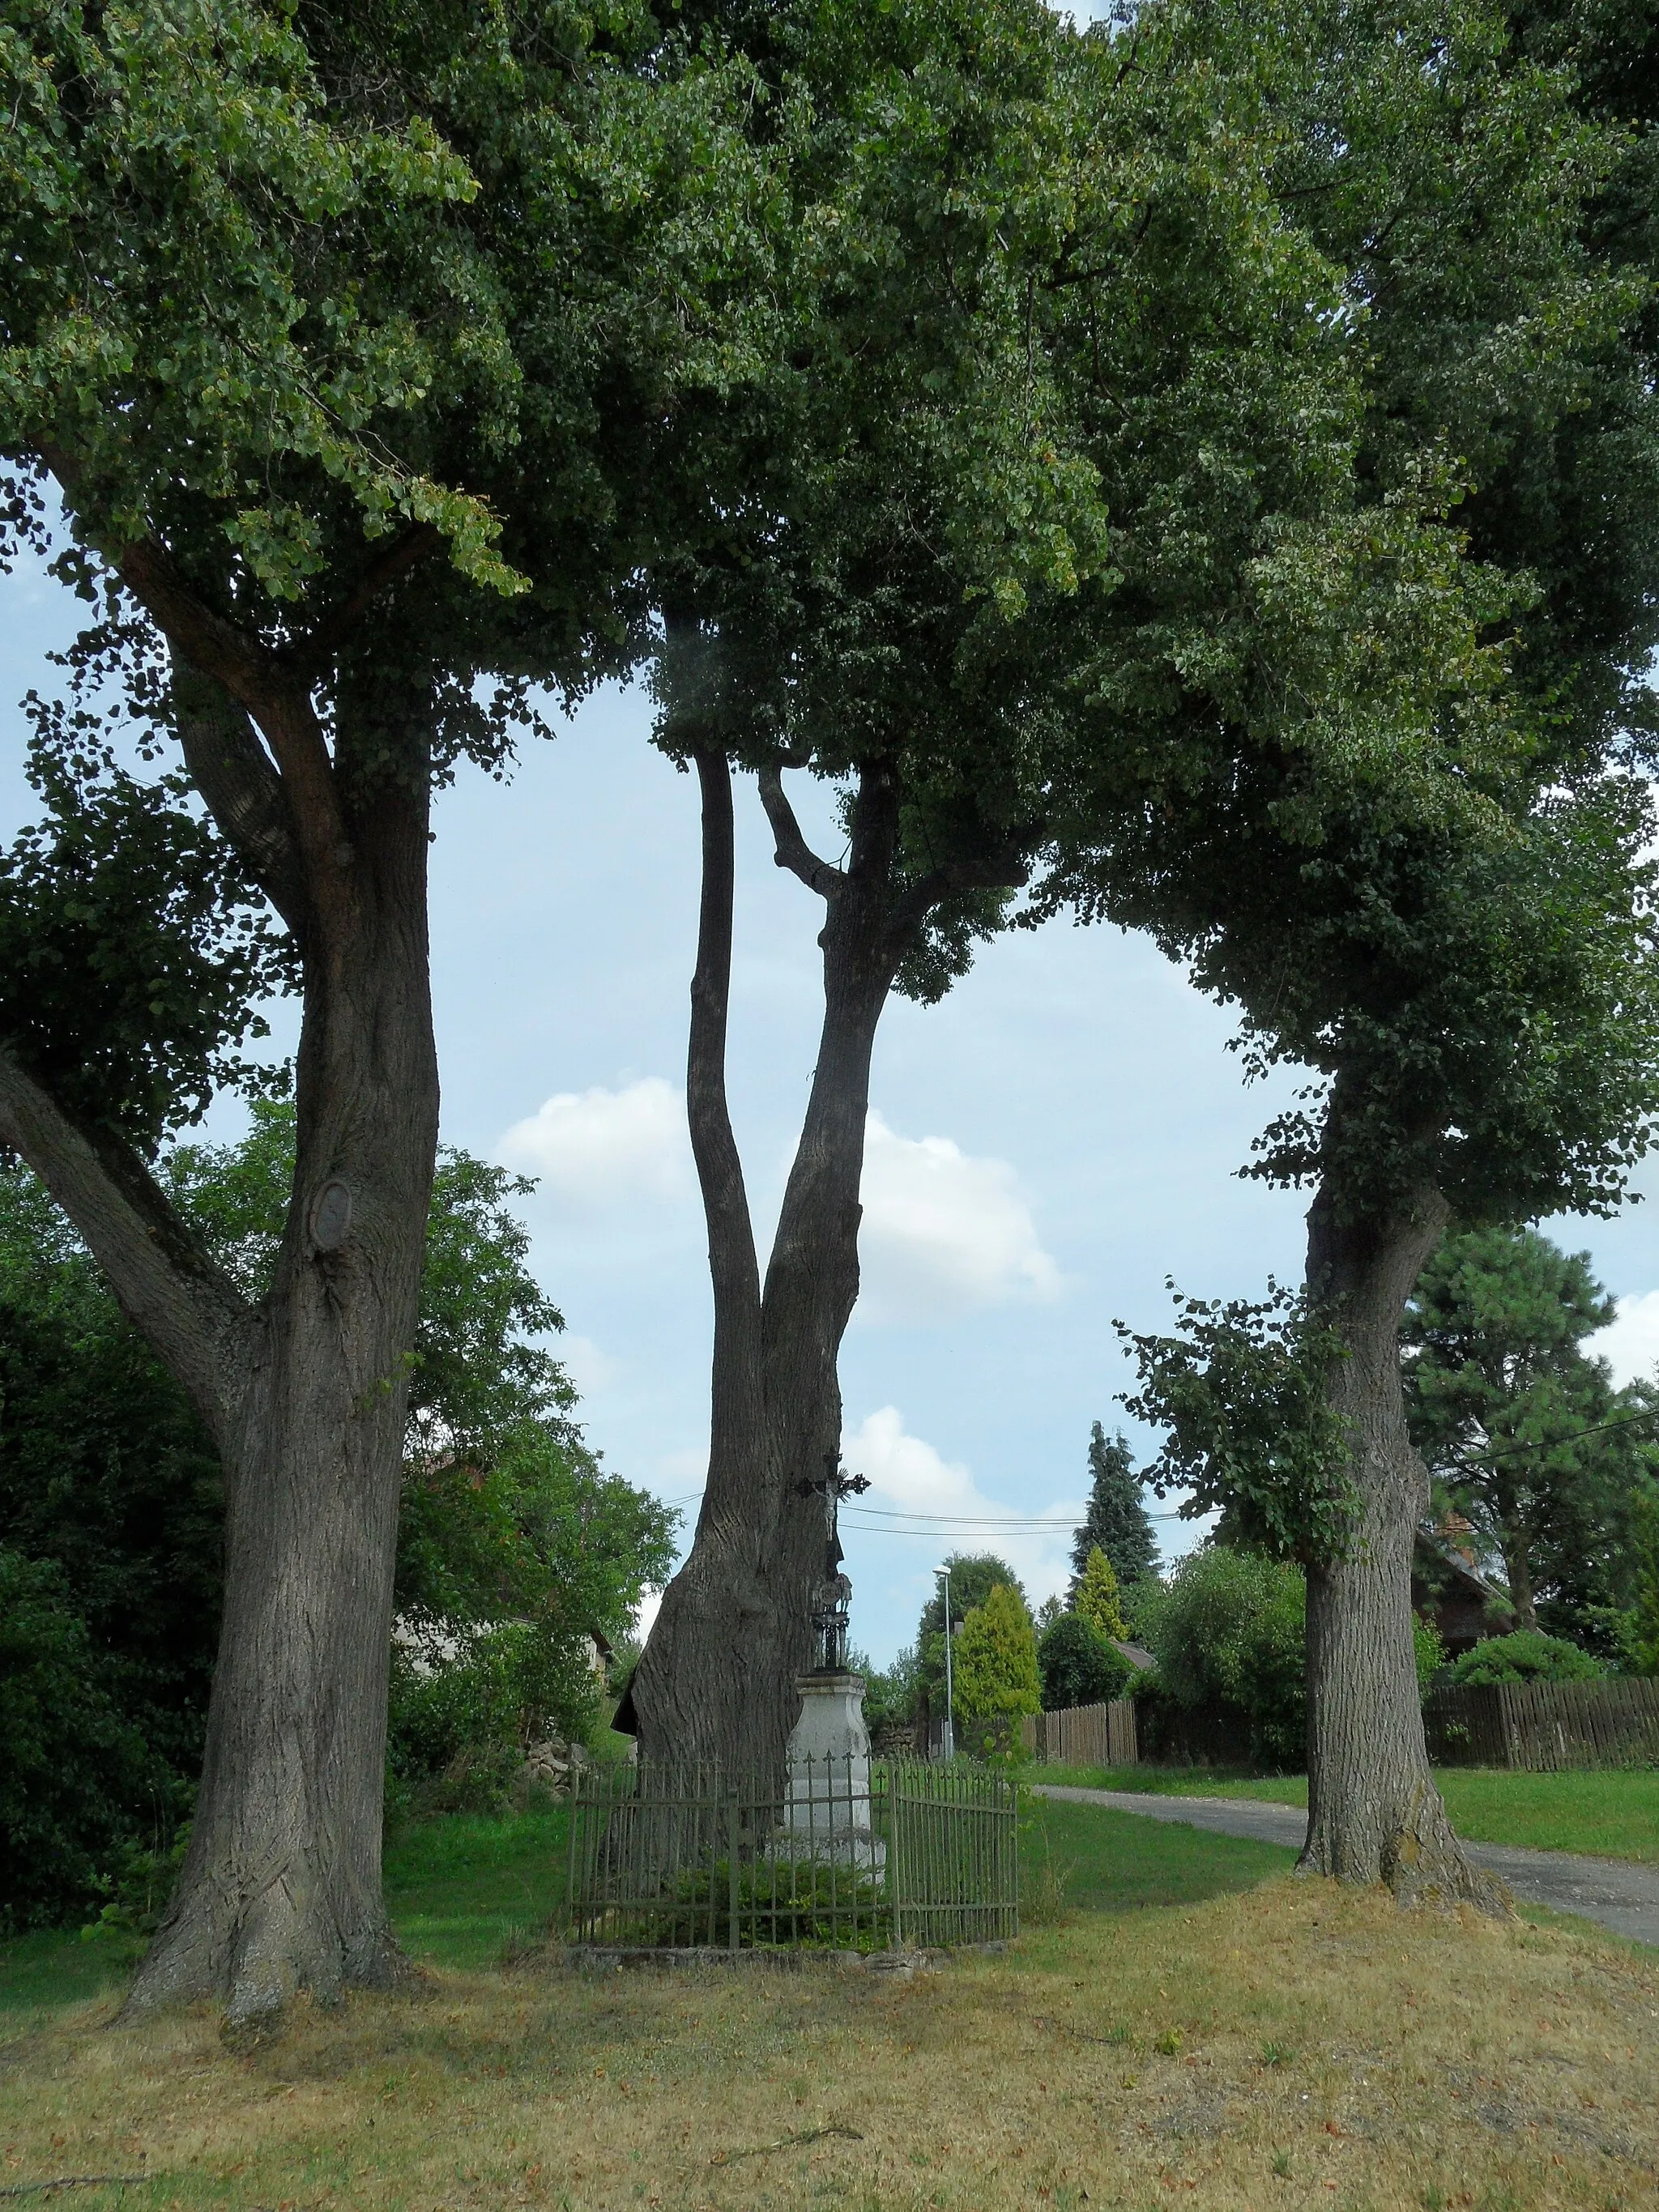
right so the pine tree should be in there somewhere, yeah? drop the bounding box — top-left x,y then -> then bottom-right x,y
1072,1425 -> 1159,1588
952,1585 -> 1042,1720
1075,1547 -> 1128,1643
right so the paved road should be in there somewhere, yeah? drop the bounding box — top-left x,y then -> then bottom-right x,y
1029,1784 -> 1659,1947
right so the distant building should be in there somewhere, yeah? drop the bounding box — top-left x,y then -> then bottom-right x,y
1412,1528 -> 1513,1656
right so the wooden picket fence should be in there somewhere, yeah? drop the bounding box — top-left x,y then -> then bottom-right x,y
1422,1677 -> 1659,1771
1019,1698 -> 1138,1767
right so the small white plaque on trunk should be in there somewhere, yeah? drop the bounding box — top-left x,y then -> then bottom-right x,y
311,1178 -> 353,1251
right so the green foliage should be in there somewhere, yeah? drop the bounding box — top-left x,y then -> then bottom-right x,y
1074,1548 -> 1127,1643
1072,1425 -> 1159,1588
0,1119 -> 673,1909
1139,1548 -> 1308,1771
1445,1630 -> 1607,1688
1037,1612 -> 1132,1713
1404,1227 -> 1659,1645
915,1554 -> 1026,1722
1632,1488 -> 1659,1678
1120,1284 -> 1355,1564
387,1623 -> 585,1815
0,716 -> 294,1150
850,1644 -> 919,1742
0,1550 -> 168,1934
952,1583 -> 1041,1725
0,1159 -> 223,1792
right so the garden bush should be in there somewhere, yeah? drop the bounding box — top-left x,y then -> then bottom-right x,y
1445,1629 -> 1606,1687
1038,1611 -> 1133,1711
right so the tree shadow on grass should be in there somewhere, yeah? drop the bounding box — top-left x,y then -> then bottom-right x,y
1020,1797 -> 1295,1917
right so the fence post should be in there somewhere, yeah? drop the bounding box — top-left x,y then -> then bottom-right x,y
564,1770 -> 582,1935
727,1785 -> 740,1954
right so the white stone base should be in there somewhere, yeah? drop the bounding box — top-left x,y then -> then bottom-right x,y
783,1671 -> 885,1869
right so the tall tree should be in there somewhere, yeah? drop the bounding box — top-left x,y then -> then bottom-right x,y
0,0 -> 767,2014
1403,1228 -> 1659,1632
1072,1424 -> 1159,1588
629,0 -> 1470,1773
1050,0 -> 1659,1899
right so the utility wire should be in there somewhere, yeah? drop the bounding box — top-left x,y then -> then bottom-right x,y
1451,1401 -> 1659,1464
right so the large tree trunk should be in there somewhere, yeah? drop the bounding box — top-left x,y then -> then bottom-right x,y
123,699 -> 439,2021
1301,1180 -> 1509,1912
629,757 -> 896,1776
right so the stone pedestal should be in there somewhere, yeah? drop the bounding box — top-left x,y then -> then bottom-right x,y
783,1671 -> 885,1867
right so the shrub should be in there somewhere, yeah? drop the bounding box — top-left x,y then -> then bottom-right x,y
1075,1547 -> 1128,1641
1038,1612 -> 1133,1711
387,1618 -> 601,1814
953,1583 -> 1041,1725
0,1549 -> 171,1931
1445,1630 -> 1606,1687
1138,1547 -> 1306,1770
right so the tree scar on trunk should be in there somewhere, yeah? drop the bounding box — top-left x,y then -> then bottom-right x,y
1300,1178 -> 1511,1916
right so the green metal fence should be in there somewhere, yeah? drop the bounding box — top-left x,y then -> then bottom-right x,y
562,1756 -> 1017,1952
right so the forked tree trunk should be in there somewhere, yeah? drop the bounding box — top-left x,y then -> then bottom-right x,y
1301,1180 -> 1508,1912
0,627 -> 444,2020
125,748 -> 438,2021
629,756 -> 898,1777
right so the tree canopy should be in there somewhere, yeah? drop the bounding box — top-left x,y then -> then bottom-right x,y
1403,1226 -> 1659,1639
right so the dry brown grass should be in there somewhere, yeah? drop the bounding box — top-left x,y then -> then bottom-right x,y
2,1877 -> 1656,2212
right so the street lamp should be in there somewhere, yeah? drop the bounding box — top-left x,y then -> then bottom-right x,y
936,1565 -> 957,1762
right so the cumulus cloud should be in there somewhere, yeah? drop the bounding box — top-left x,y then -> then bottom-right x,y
841,1405 -> 1084,1613
497,1077 -> 689,1208
855,1111 -> 1062,1325
1588,1290 -> 1659,1388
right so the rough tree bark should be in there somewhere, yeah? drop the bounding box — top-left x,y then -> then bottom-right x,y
1300,1177 -> 1510,1912
0,481 -> 443,2018
628,752 -> 1022,1777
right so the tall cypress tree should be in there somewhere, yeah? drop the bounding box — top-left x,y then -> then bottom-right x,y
1071,1425 -> 1160,1588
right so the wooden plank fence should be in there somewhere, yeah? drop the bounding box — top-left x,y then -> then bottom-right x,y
1019,1699 -> 1138,1767
1423,1677 -> 1659,1771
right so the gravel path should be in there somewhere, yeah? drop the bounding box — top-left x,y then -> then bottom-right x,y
1028,1783 -> 1659,1947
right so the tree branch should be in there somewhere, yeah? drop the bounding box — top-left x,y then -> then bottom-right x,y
284,524 -> 441,680
689,749 -> 762,1323
171,654 -> 308,935
43,444 -> 352,874
881,841 -> 1031,965
757,766 -> 845,900
0,1045 -> 251,1446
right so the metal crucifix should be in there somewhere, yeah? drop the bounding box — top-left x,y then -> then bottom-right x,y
796,1450 -> 870,1672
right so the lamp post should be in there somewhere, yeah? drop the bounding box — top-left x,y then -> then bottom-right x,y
937,1566 -> 956,1763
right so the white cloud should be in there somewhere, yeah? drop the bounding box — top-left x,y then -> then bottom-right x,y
841,1405 -> 1084,1613
497,1077 -> 689,1208
855,1110 -> 1061,1325
559,1333 -> 622,1396
1588,1290 -> 1659,1388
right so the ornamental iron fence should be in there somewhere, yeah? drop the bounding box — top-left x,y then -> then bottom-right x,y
562,1756 -> 1017,1952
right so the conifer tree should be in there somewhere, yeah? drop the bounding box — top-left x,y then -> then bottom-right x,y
1075,1547 -> 1128,1643
953,1585 -> 1042,1722
1072,1424 -> 1160,1587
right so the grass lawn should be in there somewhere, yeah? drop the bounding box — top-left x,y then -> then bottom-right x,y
1024,1762 -> 1659,1865
2,1797 -> 1657,2211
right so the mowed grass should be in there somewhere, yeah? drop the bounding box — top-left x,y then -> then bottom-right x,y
1,1805 -> 1657,2212
1024,1762 -> 1659,1865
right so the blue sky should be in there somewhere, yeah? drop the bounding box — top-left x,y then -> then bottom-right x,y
6,540 -> 1659,1664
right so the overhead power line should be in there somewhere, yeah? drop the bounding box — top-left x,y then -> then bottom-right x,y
1456,1402 -> 1659,1464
